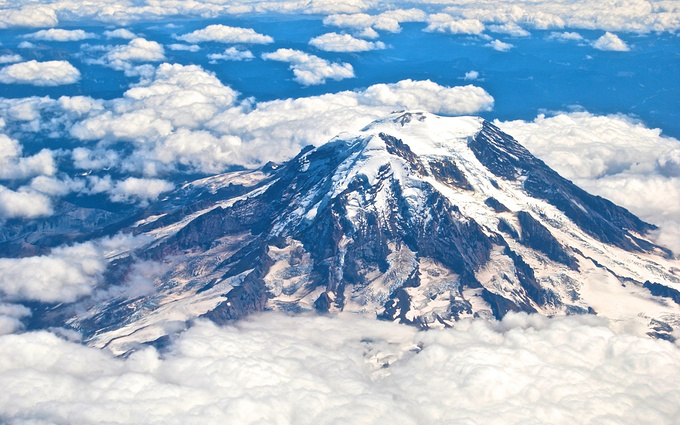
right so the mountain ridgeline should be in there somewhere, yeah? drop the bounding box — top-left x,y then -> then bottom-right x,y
12,111 -> 680,353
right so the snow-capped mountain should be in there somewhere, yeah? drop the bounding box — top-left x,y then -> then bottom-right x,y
20,111 -> 680,354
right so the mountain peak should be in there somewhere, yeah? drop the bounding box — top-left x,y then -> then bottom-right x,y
23,111 -> 680,354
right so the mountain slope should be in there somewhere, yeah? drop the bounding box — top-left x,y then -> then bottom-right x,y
23,111 -> 680,354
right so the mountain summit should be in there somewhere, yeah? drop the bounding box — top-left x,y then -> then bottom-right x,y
25,111 -> 680,353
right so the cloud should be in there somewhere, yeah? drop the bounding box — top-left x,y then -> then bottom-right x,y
309,32 -> 386,52
497,112 -> 680,254
1,1 -> 679,33
177,24 -> 274,44
25,28 -> 96,41
0,185 -> 53,219
0,134 -> 56,180
107,177 -> 174,204
262,48 -> 355,86
462,70 -> 479,81
0,312 -> 679,424
0,54 -> 23,64
592,31 -> 630,51
103,28 -> 137,39
424,13 -> 485,35
102,38 -> 166,70
441,1 -> 679,32
0,60 -> 81,86
208,47 -> 254,62
0,5 -> 58,28
323,9 -> 427,33
548,31 -> 584,42
0,63 -> 492,175
0,242 -> 105,303
167,43 -> 200,52
486,39 -> 514,51
0,303 -> 31,335
0,233 -> 151,304
488,22 -> 531,37
17,41 -> 36,49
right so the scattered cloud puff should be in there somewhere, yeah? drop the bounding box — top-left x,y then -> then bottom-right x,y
103,28 -> 137,39
167,43 -> 200,52
25,28 -> 96,41
0,312 -> 679,424
424,13 -> 485,35
323,9 -> 427,33
0,133 -> 56,180
0,60 -> 81,86
89,176 -> 174,205
177,24 -> 274,44
17,41 -> 35,49
488,22 -> 531,37
262,48 -> 355,86
0,54 -> 23,64
102,38 -> 166,70
309,32 -> 386,52
548,31 -> 584,42
486,39 -> 514,51
498,112 -> 680,254
592,31 -> 630,51
0,185 -> 53,219
208,47 -> 254,62
0,303 -> 31,335
462,70 -> 479,81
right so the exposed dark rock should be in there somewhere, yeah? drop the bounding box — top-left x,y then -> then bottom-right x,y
429,159 -> 473,190
644,281 -> 680,305
484,197 -> 509,213
517,211 -> 578,269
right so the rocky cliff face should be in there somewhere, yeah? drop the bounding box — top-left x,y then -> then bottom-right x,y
17,111 -> 680,354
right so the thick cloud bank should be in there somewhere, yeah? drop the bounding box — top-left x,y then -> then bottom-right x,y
0,60 -> 80,86
0,312 -> 679,424
1,1 -> 678,33
498,112 -> 680,254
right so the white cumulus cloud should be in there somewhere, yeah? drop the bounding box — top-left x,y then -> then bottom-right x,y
103,28 -> 137,39
323,9 -> 427,33
208,47 -> 254,62
0,313 -> 679,424
262,48 -> 355,86
425,13 -> 486,35
592,31 -> 630,51
102,37 -> 166,70
0,60 -> 81,86
309,32 -> 386,52
0,54 -> 23,64
25,28 -> 96,41
177,24 -> 274,44
0,185 -> 53,219
486,39 -> 514,51
0,134 -> 56,180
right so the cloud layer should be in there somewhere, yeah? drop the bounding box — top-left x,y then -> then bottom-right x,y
2,1 -> 677,33
0,312 -> 678,424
